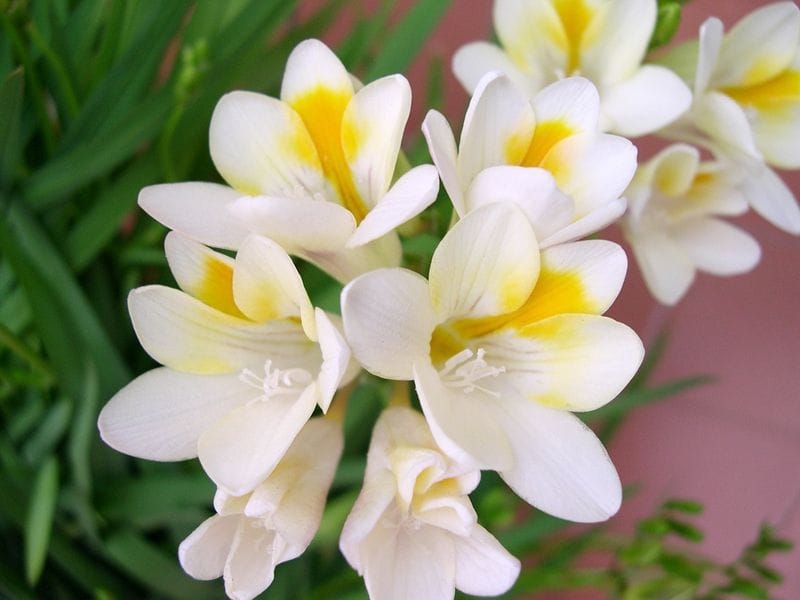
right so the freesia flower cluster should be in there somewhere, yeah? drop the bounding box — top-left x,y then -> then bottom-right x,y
98,2 -> 800,598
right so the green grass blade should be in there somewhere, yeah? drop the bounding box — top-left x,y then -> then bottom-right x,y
0,67 -> 25,188
25,456 -> 59,585
366,0 -> 452,80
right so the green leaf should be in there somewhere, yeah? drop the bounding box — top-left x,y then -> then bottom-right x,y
104,529 -> 220,599
665,518 -> 704,543
0,67 -> 24,188
0,201 -> 129,398
25,456 -> 59,585
22,397 -> 72,464
589,375 -> 712,422
67,362 -> 98,497
366,0 -> 452,80
649,2 -> 682,50
662,498 -> 704,514
720,577 -> 769,599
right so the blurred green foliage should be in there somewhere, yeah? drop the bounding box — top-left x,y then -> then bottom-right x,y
0,1 -> 792,599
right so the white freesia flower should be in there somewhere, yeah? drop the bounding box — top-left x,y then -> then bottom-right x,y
180,417 -> 343,600
423,73 -> 637,247
137,38 -> 439,283
340,407 -> 520,600
98,232 -> 353,496
452,0 -> 691,136
660,2 -> 800,234
623,144 -> 761,305
342,203 -> 644,522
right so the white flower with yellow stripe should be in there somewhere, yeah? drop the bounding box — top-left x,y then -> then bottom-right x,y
660,2 -> 800,234
180,417 -> 342,600
341,203 -> 644,522
138,39 -> 439,283
623,144 -> 761,305
452,0 -> 691,137
98,232 -> 353,496
423,73 -> 637,247
340,407 -> 520,600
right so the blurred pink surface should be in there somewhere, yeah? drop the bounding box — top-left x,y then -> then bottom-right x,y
308,0 -> 800,595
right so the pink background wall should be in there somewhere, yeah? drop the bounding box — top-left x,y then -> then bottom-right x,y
308,0 -> 800,595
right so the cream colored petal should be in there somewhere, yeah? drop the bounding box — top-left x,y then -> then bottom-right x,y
314,309 -> 351,412
209,91 -> 328,198
695,17 -> 723,94
422,110 -> 465,215
347,165 -> 439,247
539,197 -> 626,248
98,368 -> 254,461
164,232 -> 244,318
693,91 -> 760,161
581,0 -> 656,85
752,101 -> 800,169
452,41 -> 537,96
306,232 -> 403,284
481,314 -> 643,412
673,218 -> 761,276
601,65 -> 692,137
453,525 -> 520,596
223,519 -> 278,600
128,285 -> 316,374
233,235 -> 316,339
627,227 -> 695,305
138,182 -> 249,251
532,76 -> 600,135
179,514 -> 238,580
458,72 -> 537,187
740,163 -> 800,234
280,38 -> 354,104
198,384 -> 319,496
429,203 -> 539,321
648,144 -> 700,198
341,268 -> 436,380
713,2 -> 800,88
342,75 -> 411,207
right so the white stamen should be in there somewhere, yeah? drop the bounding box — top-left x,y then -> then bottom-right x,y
239,360 -> 312,403
439,348 -> 505,396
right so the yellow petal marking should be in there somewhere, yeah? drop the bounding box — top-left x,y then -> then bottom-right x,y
289,86 -> 369,223
428,265 -> 597,367
519,118 -> 575,168
552,0 -> 595,74
722,69 -> 800,108
195,255 -> 247,319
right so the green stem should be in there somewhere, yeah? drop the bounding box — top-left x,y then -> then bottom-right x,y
0,322 -> 55,384
26,22 -> 80,120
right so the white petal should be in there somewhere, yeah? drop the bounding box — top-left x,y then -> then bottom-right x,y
228,195 -> 356,255
751,102 -> 800,169
693,91 -> 760,161
422,110 -> 465,215
740,164 -> 800,234
138,182 -> 249,250
233,235 -> 316,339
280,39 -> 354,104
541,132 -> 637,217
539,197 -> 627,247
452,41 -> 536,96
492,0 -> 566,87
179,514 -> 238,580
361,517 -> 456,600
713,2 -> 800,88
314,309 -> 351,412
164,232 -> 243,318
198,384 -> 318,496
497,398 -> 622,522
532,77 -> 600,135
224,520 -> 278,600
339,472 -> 397,571
672,218 -> 761,275
482,314 -> 643,412
98,368 -> 254,461
453,525 -> 520,596
627,227 -> 695,305
365,406 -> 441,478
347,164 -> 439,247
413,362 -> 513,472
342,75 -> 411,207
209,91 -> 327,197
341,268 -> 436,380
429,203 -> 539,320
270,418 -> 344,555
307,232 -> 403,284
581,0 -> 656,85
128,286 -> 316,374
695,17 -> 723,94
464,165 -> 574,241
601,66 -> 692,136
458,72 -> 537,187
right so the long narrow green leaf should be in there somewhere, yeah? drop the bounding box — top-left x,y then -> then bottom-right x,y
366,0 -> 452,80
0,67 -> 25,188
25,457 -> 59,585
0,201 -> 129,398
